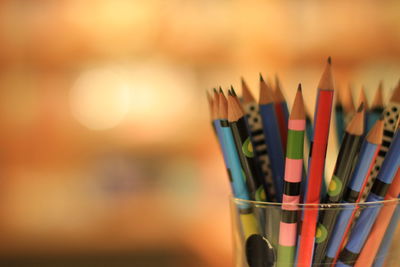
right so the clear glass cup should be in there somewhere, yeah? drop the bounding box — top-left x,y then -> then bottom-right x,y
230,197 -> 400,267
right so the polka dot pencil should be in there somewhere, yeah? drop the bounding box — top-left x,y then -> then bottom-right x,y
360,82 -> 400,202
241,77 -> 277,202
277,84 -> 305,267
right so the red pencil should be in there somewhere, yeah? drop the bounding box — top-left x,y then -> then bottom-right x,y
297,57 -> 334,266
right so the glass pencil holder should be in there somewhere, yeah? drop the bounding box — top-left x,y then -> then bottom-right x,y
230,197 -> 400,267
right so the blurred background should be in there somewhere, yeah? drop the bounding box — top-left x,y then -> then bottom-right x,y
0,0 -> 399,266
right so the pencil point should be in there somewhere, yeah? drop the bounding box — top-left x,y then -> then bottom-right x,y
259,76 -> 275,104
259,73 -> 264,82
328,56 -> 332,65
366,118 -> 384,145
318,58 -> 334,91
346,103 -> 365,135
241,77 -> 256,103
357,102 -> 364,112
290,85 -> 305,120
219,87 -> 223,94
390,81 -> 400,103
230,86 -> 237,97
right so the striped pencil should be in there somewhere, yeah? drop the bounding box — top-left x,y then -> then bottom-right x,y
274,75 -> 289,151
337,129 -> 400,267
324,119 -> 383,265
228,89 -> 266,201
259,74 -> 286,201
354,168 -> 400,267
241,78 -> 277,202
277,84 -> 305,267
297,57 -> 334,267
360,82 -> 400,202
312,104 -> 365,265
367,81 -> 384,132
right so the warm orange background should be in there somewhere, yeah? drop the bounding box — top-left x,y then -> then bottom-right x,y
0,1 -> 399,266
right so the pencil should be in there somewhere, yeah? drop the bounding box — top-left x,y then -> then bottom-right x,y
337,129 -> 400,266
297,57 -> 334,267
259,74 -> 286,201
241,78 -> 277,202
367,81 -> 384,132
228,89 -> 266,201
312,104 -> 365,265
354,168 -> 400,267
324,119 -> 383,265
358,86 -> 369,135
277,84 -> 305,267
342,85 -> 356,123
372,191 -> 400,267
217,89 -> 252,203
274,75 -> 289,151
360,82 -> 400,202
335,87 -> 346,143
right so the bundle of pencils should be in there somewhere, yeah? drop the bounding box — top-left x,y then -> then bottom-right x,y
207,58 -> 400,267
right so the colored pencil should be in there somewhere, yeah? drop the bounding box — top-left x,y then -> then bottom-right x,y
335,87 -> 346,143
241,78 -> 277,202
358,86 -> 369,136
277,84 -> 305,267
324,119 -> 383,266
274,75 -> 289,151
312,104 -> 365,265
259,74 -> 286,202
217,89 -> 252,203
354,168 -> 400,267
337,129 -> 400,266
297,57 -> 334,267
367,82 -> 384,132
360,82 -> 400,202
228,89 -> 266,201
342,85 -> 356,123
372,192 -> 400,267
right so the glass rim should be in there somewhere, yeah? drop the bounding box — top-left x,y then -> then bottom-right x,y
231,196 -> 400,208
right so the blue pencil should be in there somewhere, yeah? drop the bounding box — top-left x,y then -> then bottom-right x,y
258,74 -> 285,202
372,199 -> 400,267
324,119 -> 383,265
212,90 -> 251,203
337,129 -> 400,267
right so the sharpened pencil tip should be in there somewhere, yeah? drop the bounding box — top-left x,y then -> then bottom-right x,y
231,86 -> 237,96
259,73 -> 264,82
213,88 -> 217,93
328,56 -> 332,64
219,87 -> 223,93
298,83 -> 302,91
357,102 -> 364,112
